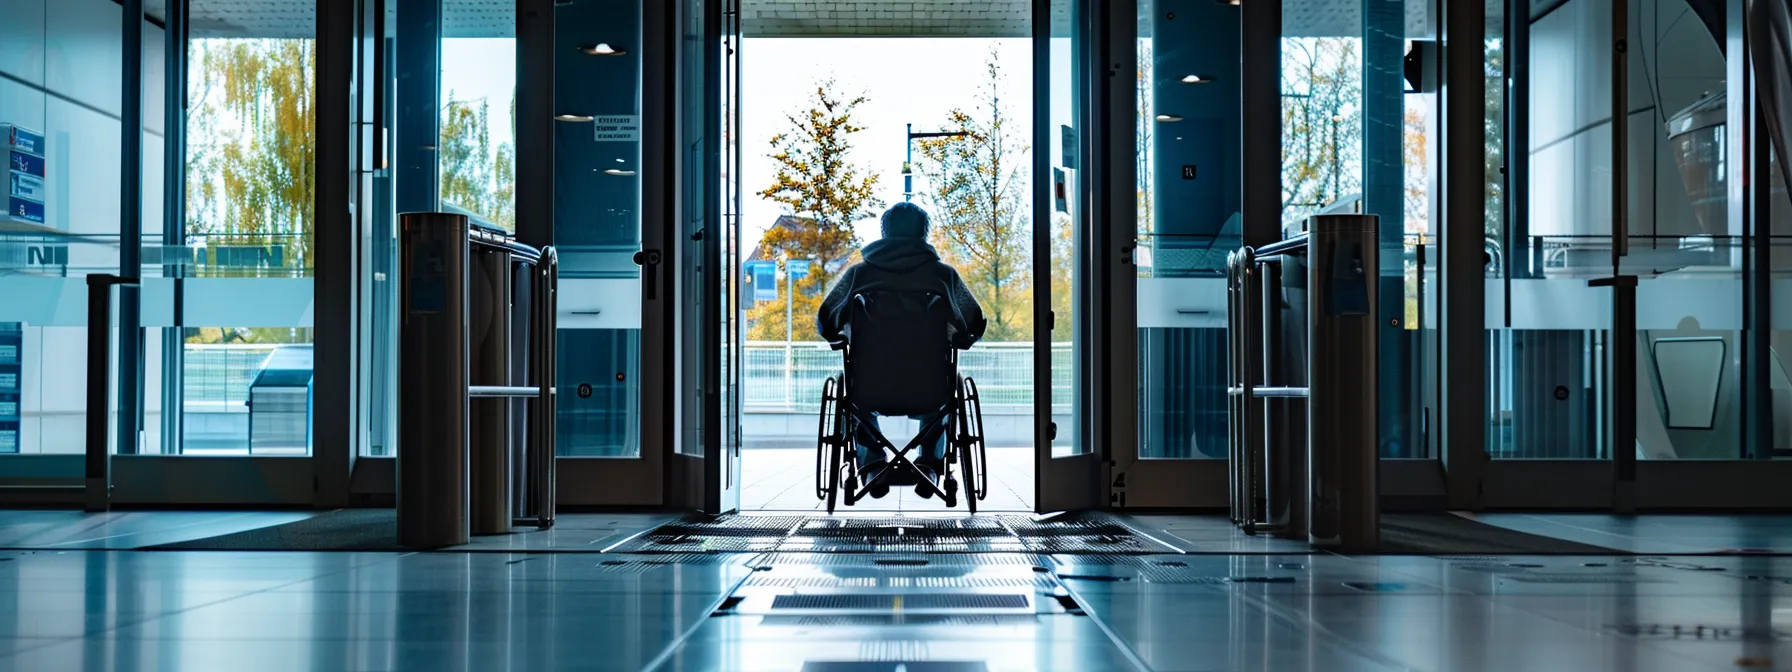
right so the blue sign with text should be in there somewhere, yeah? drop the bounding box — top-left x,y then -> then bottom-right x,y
3,125 -> 43,155
0,322 -> 19,454
7,150 -> 42,178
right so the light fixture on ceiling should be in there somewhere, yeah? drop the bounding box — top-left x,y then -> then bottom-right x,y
580,43 -> 626,56
1155,114 -> 1184,122
555,114 -> 594,122
1215,0 -> 1240,5
604,169 -> 637,176
1181,74 -> 1215,84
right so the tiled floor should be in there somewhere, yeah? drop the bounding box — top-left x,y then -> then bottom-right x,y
743,447 -> 1034,512
4,512 -> 1792,670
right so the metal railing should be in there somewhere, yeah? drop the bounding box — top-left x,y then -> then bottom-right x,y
741,341 -> 1071,414
397,213 -> 556,548
1227,215 -> 1381,551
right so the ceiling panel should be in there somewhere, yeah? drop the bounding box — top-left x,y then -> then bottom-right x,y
157,0 -> 1469,40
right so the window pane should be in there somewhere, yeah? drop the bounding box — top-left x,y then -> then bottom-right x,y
180,36 -> 317,456
555,0 -> 643,458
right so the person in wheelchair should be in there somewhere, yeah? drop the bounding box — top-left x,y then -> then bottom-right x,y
817,202 -> 986,498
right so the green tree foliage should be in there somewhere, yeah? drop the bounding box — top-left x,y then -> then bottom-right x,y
913,55 -> 1032,341
440,91 -> 518,230
1281,38 -> 1364,229
748,81 -> 883,341
201,38 -> 316,266
185,38 -> 316,346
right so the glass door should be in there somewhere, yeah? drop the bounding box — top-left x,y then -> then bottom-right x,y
670,0 -> 742,513
1032,0 -> 1105,512
542,0 -> 667,506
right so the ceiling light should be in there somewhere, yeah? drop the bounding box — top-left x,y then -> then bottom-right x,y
604,169 -> 636,176
580,43 -> 626,56
1181,74 -> 1214,84
555,114 -> 593,122
1155,114 -> 1184,122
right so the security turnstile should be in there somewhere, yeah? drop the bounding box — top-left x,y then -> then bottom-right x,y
398,212 -> 558,548
1227,214 -> 1380,551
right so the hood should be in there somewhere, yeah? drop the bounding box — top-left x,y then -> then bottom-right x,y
861,237 -> 940,273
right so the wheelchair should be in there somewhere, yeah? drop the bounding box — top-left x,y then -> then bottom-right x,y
815,291 -> 989,513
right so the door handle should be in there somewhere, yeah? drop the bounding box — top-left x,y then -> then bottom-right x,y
633,249 -> 662,299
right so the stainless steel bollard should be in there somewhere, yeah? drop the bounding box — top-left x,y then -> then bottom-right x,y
398,213 -> 470,549
469,243 -> 512,535
1306,214 -> 1380,551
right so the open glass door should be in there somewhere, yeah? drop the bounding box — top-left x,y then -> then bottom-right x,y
670,0 -> 741,513
1033,0 -> 1106,512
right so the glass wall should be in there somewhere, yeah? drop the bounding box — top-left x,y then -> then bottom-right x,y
1502,0 -> 1749,460
0,0 -> 161,456
1049,0 -> 1084,457
1133,0 -> 1236,460
439,38 -> 517,232
555,0 -> 644,458
179,27 -> 317,456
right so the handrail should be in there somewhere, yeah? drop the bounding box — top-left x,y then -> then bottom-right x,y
1254,233 -> 1310,258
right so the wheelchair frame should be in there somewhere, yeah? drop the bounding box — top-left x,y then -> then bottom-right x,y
815,344 -> 989,514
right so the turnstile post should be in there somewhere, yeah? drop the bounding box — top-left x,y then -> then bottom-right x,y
470,243 -> 512,535
398,213 -> 471,548
1305,214 -> 1380,551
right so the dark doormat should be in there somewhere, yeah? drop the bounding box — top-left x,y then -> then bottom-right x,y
145,509 -> 406,551
1376,513 -> 1625,555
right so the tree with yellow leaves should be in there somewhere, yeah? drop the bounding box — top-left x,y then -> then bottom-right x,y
912,54 -> 1032,342
748,80 -> 884,341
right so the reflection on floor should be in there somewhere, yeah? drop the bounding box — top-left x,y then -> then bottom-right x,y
3,512 -> 1792,670
743,447 -> 1034,512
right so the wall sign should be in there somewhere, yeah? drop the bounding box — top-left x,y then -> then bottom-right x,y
0,322 -> 20,454
3,124 -> 46,227
593,115 -> 640,142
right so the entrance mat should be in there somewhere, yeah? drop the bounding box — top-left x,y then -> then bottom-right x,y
607,513 -> 1180,555
145,509 -> 406,551
1375,513 -> 1626,555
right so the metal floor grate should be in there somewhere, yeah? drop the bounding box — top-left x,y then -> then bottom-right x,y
746,575 -> 1055,590
757,614 -> 1040,628
769,593 -> 1031,611
605,514 -> 1169,555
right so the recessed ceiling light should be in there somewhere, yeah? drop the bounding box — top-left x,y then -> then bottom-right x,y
555,114 -> 593,122
580,43 -> 626,56
1181,74 -> 1214,84
1155,114 -> 1184,122
604,169 -> 636,176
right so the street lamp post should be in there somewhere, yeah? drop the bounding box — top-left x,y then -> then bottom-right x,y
903,123 -> 970,202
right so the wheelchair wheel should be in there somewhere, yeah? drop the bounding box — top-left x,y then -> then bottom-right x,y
961,378 -> 989,501
816,377 -> 840,501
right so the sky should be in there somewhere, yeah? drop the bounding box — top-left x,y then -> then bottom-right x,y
438,37 -> 1037,252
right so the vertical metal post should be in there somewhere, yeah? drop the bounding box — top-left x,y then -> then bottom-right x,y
904,123 -> 914,201
1607,0 -> 1638,512
162,0 -> 189,456
1440,0 -> 1487,509
118,0 -> 144,457
1307,215 -> 1379,551
398,213 -> 470,548
469,244 -> 511,534
85,277 -> 127,512
314,0 -> 359,508
531,249 -> 558,528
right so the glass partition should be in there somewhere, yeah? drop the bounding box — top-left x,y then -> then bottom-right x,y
554,0 -> 644,458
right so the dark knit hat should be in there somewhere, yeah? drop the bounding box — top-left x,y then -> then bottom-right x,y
880,202 -> 930,239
